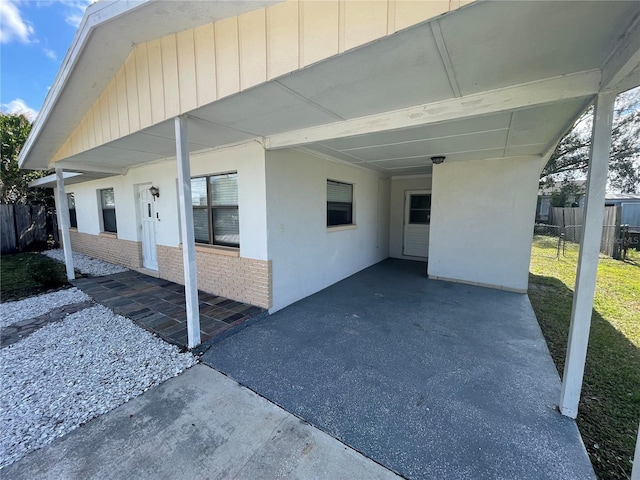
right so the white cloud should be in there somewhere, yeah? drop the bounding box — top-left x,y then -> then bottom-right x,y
1,98 -> 39,120
58,0 -> 93,28
64,13 -> 82,28
43,47 -> 57,60
0,0 -> 35,44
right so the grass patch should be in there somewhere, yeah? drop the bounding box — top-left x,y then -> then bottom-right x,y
529,238 -> 640,480
0,252 -> 69,303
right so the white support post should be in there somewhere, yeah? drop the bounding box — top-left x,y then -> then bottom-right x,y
54,167 -> 75,281
632,421 -> 640,480
175,116 -> 201,348
559,91 -> 616,418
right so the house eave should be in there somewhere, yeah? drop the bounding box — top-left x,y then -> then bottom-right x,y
18,0 -> 283,171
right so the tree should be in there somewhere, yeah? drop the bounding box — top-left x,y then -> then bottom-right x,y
0,113 -> 52,205
551,180 -> 585,207
541,87 -> 640,193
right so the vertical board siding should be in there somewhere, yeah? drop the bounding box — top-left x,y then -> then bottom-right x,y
135,44 -> 153,129
99,91 -> 111,145
266,0 -> 299,79
124,52 -> 141,132
215,17 -> 241,98
301,1 -> 339,67
52,0 -> 466,164
147,39 -> 166,124
238,9 -> 267,90
107,80 -> 120,140
393,0 -> 449,32
86,106 -> 96,149
161,34 -> 180,118
194,23 -> 217,107
343,1 -> 388,51
177,29 -> 198,112
92,104 -> 103,146
115,69 -> 130,134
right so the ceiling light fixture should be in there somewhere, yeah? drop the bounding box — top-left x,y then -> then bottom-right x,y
431,156 -> 446,165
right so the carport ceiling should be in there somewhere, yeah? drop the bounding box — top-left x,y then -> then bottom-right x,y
56,1 -> 639,176
303,99 -> 590,173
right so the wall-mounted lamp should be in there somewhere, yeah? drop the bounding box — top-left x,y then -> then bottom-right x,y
149,185 -> 160,199
431,156 -> 446,165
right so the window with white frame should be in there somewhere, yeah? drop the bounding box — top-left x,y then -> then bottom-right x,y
67,193 -> 77,228
100,188 -> 117,233
191,173 -> 239,247
327,180 -> 353,227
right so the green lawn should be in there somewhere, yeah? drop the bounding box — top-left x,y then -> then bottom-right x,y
529,238 -> 640,480
0,252 -> 69,302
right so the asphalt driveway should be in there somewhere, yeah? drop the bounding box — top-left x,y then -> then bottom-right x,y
202,259 -> 595,479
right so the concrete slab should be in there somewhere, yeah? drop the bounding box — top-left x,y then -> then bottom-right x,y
203,259 -> 595,480
2,364 -> 400,480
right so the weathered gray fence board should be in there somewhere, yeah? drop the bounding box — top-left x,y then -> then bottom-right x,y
14,205 -> 34,251
0,204 -> 52,254
31,206 -> 47,247
0,204 -> 17,254
548,206 -> 620,257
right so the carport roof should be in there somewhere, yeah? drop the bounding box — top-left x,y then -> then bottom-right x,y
20,1 -> 640,177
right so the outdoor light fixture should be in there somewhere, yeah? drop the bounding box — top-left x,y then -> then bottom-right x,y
149,185 -> 160,199
431,156 -> 446,165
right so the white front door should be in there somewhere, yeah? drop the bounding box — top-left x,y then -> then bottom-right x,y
138,184 -> 158,270
403,190 -> 431,258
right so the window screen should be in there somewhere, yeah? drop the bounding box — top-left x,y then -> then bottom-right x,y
191,173 -> 239,247
100,188 -> 117,233
327,180 -> 353,227
67,193 -> 77,228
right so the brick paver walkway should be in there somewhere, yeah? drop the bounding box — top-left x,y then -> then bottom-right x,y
1,300 -> 94,348
73,271 -> 266,351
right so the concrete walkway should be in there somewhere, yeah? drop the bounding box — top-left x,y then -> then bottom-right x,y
1,365 -> 400,480
203,259 -> 595,479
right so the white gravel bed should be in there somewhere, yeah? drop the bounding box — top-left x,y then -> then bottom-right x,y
0,305 -> 196,469
0,288 -> 91,329
41,249 -> 128,276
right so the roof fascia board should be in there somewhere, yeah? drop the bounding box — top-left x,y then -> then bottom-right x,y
54,160 -> 127,176
28,172 -> 82,188
18,0 -> 151,170
265,69 -> 601,150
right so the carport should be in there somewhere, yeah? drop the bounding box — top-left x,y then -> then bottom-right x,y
203,260 -> 594,479
18,0 -> 640,471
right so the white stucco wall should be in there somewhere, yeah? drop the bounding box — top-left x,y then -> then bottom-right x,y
58,141 -> 268,260
389,175 -> 432,260
265,149 -> 390,312
428,156 -> 540,292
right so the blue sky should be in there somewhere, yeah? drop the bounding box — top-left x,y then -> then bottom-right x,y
1,0 -> 92,120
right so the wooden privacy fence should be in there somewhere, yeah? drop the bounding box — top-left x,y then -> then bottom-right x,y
547,206 -> 621,257
0,204 -> 57,255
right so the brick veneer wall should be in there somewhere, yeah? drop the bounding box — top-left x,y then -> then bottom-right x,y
157,245 -> 272,309
68,230 -> 142,269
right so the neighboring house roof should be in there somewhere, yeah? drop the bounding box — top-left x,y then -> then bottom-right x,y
605,193 -> 640,202
19,0 -> 640,179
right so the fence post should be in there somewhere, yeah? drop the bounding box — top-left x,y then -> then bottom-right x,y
557,233 -> 564,259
